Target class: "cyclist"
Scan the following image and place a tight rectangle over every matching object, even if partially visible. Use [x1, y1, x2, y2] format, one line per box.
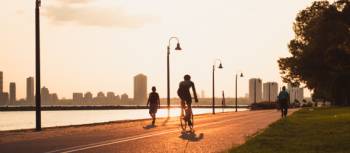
[177, 74, 198, 127]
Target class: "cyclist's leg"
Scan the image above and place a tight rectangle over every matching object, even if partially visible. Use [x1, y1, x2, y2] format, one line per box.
[180, 99, 186, 117]
[186, 101, 193, 126]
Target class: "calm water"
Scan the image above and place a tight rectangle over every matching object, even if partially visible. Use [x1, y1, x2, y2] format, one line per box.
[0, 108, 248, 131]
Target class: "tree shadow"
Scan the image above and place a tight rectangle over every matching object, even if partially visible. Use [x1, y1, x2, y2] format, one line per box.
[143, 124, 157, 130]
[179, 131, 204, 142]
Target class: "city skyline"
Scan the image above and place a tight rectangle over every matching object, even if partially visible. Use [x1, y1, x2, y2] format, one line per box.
[0, 70, 306, 101]
[0, 0, 313, 99]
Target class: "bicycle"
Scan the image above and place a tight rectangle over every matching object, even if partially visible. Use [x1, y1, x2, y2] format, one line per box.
[180, 102, 194, 131]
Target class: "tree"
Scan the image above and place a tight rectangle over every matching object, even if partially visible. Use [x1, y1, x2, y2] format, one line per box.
[278, 0, 350, 105]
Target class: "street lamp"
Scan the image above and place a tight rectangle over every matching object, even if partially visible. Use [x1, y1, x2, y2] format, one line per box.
[167, 37, 182, 110]
[212, 59, 223, 114]
[235, 72, 243, 112]
[35, 0, 42, 131]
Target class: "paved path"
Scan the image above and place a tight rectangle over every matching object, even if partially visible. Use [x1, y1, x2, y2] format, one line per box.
[0, 109, 297, 153]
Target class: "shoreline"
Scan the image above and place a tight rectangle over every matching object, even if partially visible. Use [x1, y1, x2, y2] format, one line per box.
[0, 105, 250, 111]
[0, 110, 246, 133]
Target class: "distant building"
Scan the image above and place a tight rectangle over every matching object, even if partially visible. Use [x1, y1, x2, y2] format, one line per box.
[133, 74, 147, 105]
[0, 92, 9, 105]
[288, 84, 304, 103]
[0, 71, 3, 93]
[121, 93, 129, 103]
[84, 92, 93, 102]
[97, 92, 105, 98]
[96, 92, 106, 102]
[263, 82, 278, 102]
[201, 90, 205, 98]
[26, 77, 34, 104]
[73, 93, 84, 103]
[9, 82, 16, 103]
[115, 95, 121, 103]
[41, 87, 50, 105]
[50, 93, 59, 103]
[249, 78, 262, 103]
[107, 92, 115, 103]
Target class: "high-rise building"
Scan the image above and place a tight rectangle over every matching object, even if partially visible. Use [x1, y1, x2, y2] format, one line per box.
[133, 74, 147, 104]
[97, 92, 105, 98]
[121, 93, 129, 103]
[26, 77, 34, 104]
[41, 87, 50, 105]
[50, 93, 59, 103]
[288, 84, 304, 103]
[73, 93, 84, 103]
[84, 92, 93, 102]
[263, 82, 278, 102]
[9, 82, 16, 103]
[0, 71, 3, 93]
[249, 78, 262, 103]
[0, 92, 9, 105]
[107, 92, 115, 103]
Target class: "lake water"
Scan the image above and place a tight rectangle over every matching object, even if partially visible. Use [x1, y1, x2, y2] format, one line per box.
[0, 108, 248, 131]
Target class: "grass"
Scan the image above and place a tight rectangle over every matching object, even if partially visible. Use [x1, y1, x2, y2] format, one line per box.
[228, 107, 350, 153]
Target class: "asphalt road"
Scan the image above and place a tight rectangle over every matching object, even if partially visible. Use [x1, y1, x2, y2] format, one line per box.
[0, 109, 297, 153]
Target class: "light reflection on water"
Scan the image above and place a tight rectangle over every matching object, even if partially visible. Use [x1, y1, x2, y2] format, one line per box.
[0, 108, 248, 131]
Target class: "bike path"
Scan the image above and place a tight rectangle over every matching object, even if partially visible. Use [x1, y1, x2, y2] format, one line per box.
[0, 109, 297, 153]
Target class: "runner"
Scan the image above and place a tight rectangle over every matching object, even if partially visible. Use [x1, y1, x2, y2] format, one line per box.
[147, 86, 160, 125]
[177, 74, 198, 129]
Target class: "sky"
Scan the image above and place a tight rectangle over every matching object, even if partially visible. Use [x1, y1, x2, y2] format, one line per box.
[0, 0, 314, 99]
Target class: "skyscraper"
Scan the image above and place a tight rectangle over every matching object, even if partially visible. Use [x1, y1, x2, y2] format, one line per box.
[41, 87, 50, 105]
[249, 78, 262, 103]
[9, 82, 16, 103]
[263, 82, 278, 102]
[84, 92, 93, 102]
[73, 93, 84, 103]
[121, 93, 129, 103]
[133, 74, 147, 105]
[0, 71, 3, 93]
[288, 84, 304, 103]
[26, 77, 35, 104]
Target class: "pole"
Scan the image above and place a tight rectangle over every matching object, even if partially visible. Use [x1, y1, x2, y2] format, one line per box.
[270, 83, 271, 102]
[167, 46, 170, 109]
[212, 65, 215, 114]
[35, 0, 41, 131]
[235, 74, 238, 112]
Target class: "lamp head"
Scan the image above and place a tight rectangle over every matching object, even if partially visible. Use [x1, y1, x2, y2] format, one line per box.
[240, 73, 244, 77]
[218, 63, 223, 69]
[175, 43, 182, 50]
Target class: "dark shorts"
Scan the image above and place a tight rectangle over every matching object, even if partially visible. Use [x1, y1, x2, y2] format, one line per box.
[149, 105, 158, 114]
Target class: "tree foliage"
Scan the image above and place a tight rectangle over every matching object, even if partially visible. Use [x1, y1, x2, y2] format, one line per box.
[278, 0, 350, 105]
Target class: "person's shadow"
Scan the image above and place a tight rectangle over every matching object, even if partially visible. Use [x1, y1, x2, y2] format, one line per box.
[179, 131, 204, 142]
[143, 124, 157, 130]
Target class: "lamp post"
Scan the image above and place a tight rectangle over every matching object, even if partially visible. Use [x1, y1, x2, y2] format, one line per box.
[167, 37, 182, 110]
[235, 72, 243, 112]
[35, 0, 41, 131]
[212, 59, 223, 114]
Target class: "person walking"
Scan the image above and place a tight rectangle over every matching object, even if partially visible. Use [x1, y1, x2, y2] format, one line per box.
[147, 86, 160, 125]
[278, 86, 290, 118]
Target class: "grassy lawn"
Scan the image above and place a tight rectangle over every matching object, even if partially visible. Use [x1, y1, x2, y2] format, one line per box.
[229, 107, 350, 153]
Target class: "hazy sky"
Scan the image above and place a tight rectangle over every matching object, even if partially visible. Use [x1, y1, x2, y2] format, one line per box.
[0, 0, 314, 99]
